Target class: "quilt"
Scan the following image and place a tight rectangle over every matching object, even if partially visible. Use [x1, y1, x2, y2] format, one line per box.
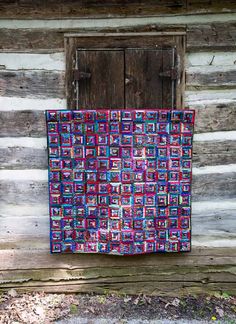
[46, 109, 195, 254]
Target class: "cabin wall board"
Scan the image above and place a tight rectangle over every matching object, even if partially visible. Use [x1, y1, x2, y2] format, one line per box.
[0, 10, 235, 295]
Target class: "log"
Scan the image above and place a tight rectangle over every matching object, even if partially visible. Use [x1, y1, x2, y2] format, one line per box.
[0, 22, 235, 52]
[187, 23, 236, 51]
[1, 138, 235, 169]
[0, 265, 235, 296]
[0, 171, 235, 205]
[0, 1, 186, 19]
[0, 70, 65, 99]
[0, 247, 235, 270]
[186, 67, 236, 89]
[1, 1, 236, 19]
[1, 102, 235, 137]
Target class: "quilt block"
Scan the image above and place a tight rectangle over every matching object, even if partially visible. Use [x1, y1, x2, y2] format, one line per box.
[46, 109, 195, 254]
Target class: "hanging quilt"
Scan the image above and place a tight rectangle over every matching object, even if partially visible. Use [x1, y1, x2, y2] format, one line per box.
[46, 109, 195, 255]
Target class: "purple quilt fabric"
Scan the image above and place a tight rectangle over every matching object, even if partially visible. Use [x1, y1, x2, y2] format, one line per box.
[46, 109, 195, 255]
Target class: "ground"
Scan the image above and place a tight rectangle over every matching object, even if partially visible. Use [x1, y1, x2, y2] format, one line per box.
[0, 290, 236, 323]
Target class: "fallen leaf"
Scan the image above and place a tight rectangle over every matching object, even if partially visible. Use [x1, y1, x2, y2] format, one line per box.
[7, 289, 17, 298]
[172, 298, 180, 307]
[124, 297, 132, 303]
[215, 306, 224, 318]
[133, 297, 139, 305]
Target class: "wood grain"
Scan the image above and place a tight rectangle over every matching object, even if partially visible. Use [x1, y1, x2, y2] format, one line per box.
[0, 266, 235, 296]
[0, 70, 65, 99]
[0, 111, 46, 137]
[0, 0, 187, 19]
[125, 49, 164, 108]
[186, 68, 236, 89]
[187, 23, 236, 51]
[65, 35, 185, 109]
[0, 247, 235, 296]
[0, 147, 48, 170]
[1, 1, 236, 19]
[76, 50, 125, 109]
[0, 247, 235, 270]
[0, 29, 64, 53]
[0, 23, 235, 52]
[193, 103, 236, 133]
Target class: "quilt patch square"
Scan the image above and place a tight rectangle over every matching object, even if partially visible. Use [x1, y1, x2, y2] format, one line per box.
[46, 109, 195, 255]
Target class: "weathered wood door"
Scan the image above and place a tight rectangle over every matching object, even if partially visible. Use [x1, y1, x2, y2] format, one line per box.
[73, 48, 178, 109]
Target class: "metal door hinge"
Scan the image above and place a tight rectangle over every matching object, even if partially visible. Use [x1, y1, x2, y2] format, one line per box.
[74, 70, 91, 81]
[159, 67, 178, 80]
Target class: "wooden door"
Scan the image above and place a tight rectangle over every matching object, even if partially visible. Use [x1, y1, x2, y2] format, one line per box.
[76, 50, 125, 109]
[73, 48, 178, 109]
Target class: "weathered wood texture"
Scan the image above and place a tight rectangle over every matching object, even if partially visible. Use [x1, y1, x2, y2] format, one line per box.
[1, 247, 235, 270]
[0, 111, 46, 137]
[0, 147, 48, 170]
[75, 50, 125, 109]
[125, 48, 174, 108]
[65, 35, 185, 109]
[187, 23, 236, 51]
[0, 248, 235, 296]
[0, 70, 65, 98]
[186, 68, 236, 89]
[0, 171, 235, 205]
[193, 141, 236, 167]
[1, 1, 236, 18]
[1, 139, 235, 169]
[0, 67, 234, 100]
[0, 0, 187, 18]
[0, 29, 64, 53]
[1, 23, 236, 52]
[1, 103, 235, 138]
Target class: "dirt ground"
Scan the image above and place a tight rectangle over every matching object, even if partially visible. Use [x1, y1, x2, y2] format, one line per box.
[0, 290, 236, 323]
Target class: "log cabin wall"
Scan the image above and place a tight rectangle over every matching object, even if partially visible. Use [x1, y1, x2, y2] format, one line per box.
[0, 1, 236, 295]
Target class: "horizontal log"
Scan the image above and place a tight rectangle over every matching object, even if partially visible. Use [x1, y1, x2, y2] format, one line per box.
[0, 146, 48, 169]
[186, 67, 236, 89]
[0, 70, 65, 99]
[1, 205, 235, 241]
[0, 170, 235, 205]
[0, 265, 235, 297]
[193, 140, 236, 167]
[1, 1, 236, 19]
[1, 266, 235, 286]
[1, 137, 235, 169]
[1, 103, 235, 137]
[1, 281, 235, 297]
[0, 1, 187, 19]
[187, 23, 236, 51]
[0, 22, 235, 52]
[0, 247, 235, 271]
[0, 110, 47, 137]
[0, 29, 64, 53]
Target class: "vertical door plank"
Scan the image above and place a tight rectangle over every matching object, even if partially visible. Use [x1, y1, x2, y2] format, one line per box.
[76, 50, 124, 109]
[162, 48, 176, 109]
[125, 49, 163, 109]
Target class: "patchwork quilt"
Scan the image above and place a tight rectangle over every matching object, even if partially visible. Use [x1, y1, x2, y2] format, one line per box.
[46, 109, 195, 255]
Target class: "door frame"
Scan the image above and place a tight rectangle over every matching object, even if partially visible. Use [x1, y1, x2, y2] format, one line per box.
[65, 32, 186, 109]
